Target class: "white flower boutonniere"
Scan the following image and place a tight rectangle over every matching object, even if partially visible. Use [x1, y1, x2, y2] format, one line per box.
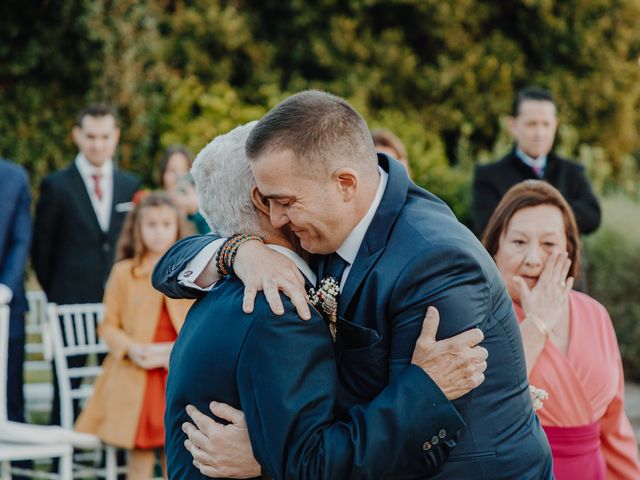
[529, 385, 549, 412]
[308, 277, 341, 340]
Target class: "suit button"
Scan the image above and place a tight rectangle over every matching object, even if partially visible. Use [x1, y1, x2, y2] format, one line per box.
[422, 441, 432, 451]
[431, 436, 439, 445]
[102, 242, 110, 253]
[439, 429, 447, 439]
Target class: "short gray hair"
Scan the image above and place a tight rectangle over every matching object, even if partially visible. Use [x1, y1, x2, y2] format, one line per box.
[191, 121, 260, 237]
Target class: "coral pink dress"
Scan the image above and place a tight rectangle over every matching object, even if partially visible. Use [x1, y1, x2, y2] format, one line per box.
[516, 291, 640, 480]
[134, 300, 177, 449]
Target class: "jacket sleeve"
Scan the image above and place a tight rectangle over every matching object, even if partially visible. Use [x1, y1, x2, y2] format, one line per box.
[151, 234, 222, 299]
[471, 165, 501, 237]
[0, 172, 32, 294]
[568, 165, 601, 234]
[97, 264, 134, 360]
[237, 304, 460, 480]
[599, 310, 640, 479]
[32, 176, 59, 292]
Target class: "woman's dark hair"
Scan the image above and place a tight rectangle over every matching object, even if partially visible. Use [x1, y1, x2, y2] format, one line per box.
[158, 145, 193, 188]
[482, 180, 580, 279]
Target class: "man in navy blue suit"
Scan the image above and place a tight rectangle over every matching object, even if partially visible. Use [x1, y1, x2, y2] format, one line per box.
[155, 91, 553, 478]
[0, 158, 32, 427]
[164, 122, 488, 479]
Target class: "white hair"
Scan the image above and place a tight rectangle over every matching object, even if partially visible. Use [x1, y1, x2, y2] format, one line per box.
[191, 121, 260, 236]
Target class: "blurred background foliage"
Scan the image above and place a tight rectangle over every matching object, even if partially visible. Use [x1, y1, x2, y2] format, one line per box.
[2, 0, 640, 369]
[2, 0, 639, 220]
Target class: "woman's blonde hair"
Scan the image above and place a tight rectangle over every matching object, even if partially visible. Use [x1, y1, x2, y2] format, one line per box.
[115, 191, 193, 270]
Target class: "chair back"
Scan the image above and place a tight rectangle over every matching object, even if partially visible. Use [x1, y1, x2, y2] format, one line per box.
[47, 303, 106, 429]
[0, 305, 9, 423]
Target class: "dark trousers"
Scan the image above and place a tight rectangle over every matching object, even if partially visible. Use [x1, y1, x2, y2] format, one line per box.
[7, 335, 26, 423]
[7, 330, 32, 478]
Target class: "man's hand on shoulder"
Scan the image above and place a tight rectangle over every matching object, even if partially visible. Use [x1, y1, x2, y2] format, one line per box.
[411, 307, 488, 400]
[234, 240, 311, 320]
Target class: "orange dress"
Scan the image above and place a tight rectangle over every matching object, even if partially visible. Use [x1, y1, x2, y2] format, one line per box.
[516, 290, 640, 480]
[134, 300, 177, 449]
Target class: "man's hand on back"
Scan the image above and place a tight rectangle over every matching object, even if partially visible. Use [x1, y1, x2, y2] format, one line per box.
[234, 240, 311, 319]
[411, 307, 488, 400]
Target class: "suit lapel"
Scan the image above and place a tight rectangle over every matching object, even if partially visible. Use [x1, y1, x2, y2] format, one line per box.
[339, 155, 409, 316]
[108, 170, 127, 237]
[67, 163, 103, 234]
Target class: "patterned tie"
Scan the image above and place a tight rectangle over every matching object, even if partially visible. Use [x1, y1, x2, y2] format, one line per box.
[310, 253, 349, 340]
[91, 173, 103, 201]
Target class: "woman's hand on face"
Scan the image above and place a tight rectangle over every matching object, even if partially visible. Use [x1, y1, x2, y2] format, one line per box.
[513, 250, 574, 332]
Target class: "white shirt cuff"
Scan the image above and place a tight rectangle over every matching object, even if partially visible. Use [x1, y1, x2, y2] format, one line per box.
[177, 238, 226, 291]
[0, 284, 13, 305]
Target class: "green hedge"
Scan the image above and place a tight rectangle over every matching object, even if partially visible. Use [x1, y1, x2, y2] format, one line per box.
[2, 0, 640, 207]
[584, 195, 640, 381]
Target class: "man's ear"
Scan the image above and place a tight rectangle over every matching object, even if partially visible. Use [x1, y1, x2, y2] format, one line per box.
[333, 168, 358, 201]
[507, 116, 517, 137]
[72, 126, 82, 147]
[251, 186, 270, 216]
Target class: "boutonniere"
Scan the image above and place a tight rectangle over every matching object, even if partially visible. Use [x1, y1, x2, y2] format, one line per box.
[308, 277, 340, 340]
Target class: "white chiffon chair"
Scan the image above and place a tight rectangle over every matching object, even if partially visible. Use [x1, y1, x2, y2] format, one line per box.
[0, 304, 98, 479]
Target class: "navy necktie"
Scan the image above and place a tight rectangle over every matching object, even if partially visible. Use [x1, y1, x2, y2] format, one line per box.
[316, 253, 349, 290]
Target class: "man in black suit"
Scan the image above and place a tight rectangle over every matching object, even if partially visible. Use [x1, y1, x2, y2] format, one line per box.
[472, 86, 601, 237]
[32, 104, 140, 424]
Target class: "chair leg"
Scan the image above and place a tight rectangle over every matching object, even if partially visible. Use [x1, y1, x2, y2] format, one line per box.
[59, 450, 73, 480]
[105, 446, 117, 480]
[0, 460, 9, 480]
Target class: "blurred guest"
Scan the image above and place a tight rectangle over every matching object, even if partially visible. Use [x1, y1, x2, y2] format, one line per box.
[482, 180, 640, 480]
[371, 128, 412, 177]
[76, 192, 193, 479]
[32, 104, 140, 425]
[0, 158, 31, 426]
[159, 145, 210, 233]
[472, 86, 600, 237]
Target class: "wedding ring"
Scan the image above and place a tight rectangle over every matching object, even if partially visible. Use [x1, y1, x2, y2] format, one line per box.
[559, 281, 566, 288]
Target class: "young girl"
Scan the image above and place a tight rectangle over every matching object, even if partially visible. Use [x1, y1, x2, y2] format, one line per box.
[75, 192, 194, 479]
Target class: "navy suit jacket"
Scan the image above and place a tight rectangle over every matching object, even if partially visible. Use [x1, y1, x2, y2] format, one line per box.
[32, 162, 140, 304]
[0, 159, 32, 338]
[166, 277, 463, 479]
[155, 155, 553, 479]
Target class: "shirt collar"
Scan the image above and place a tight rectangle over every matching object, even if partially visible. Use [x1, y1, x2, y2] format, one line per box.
[266, 244, 316, 286]
[336, 166, 388, 266]
[75, 153, 113, 178]
[515, 148, 547, 170]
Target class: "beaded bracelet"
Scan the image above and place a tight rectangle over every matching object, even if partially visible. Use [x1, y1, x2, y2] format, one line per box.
[216, 234, 264, 277]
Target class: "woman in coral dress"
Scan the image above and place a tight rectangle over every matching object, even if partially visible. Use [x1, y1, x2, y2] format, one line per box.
[482, 180, 640, 480]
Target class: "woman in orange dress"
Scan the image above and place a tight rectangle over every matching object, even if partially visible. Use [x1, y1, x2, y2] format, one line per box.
[76, 193, 193, 479]
[482, 180, 640, 480]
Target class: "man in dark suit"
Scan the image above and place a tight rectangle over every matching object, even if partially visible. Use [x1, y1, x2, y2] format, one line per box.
[165, 122, 488, 479]
[32, 104, 140, 424]
[0, 158, 32, 427]
[472, 86, 601, 237]
[155, 91, 552, 478]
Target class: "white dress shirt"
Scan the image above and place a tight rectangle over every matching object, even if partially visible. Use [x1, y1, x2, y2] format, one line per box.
[75, 154, 113, 232]
[178, 167, 388, 291]
[516, 148, 547, 178]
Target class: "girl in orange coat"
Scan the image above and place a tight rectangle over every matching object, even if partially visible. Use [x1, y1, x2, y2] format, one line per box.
[76, 192, 194, 479]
